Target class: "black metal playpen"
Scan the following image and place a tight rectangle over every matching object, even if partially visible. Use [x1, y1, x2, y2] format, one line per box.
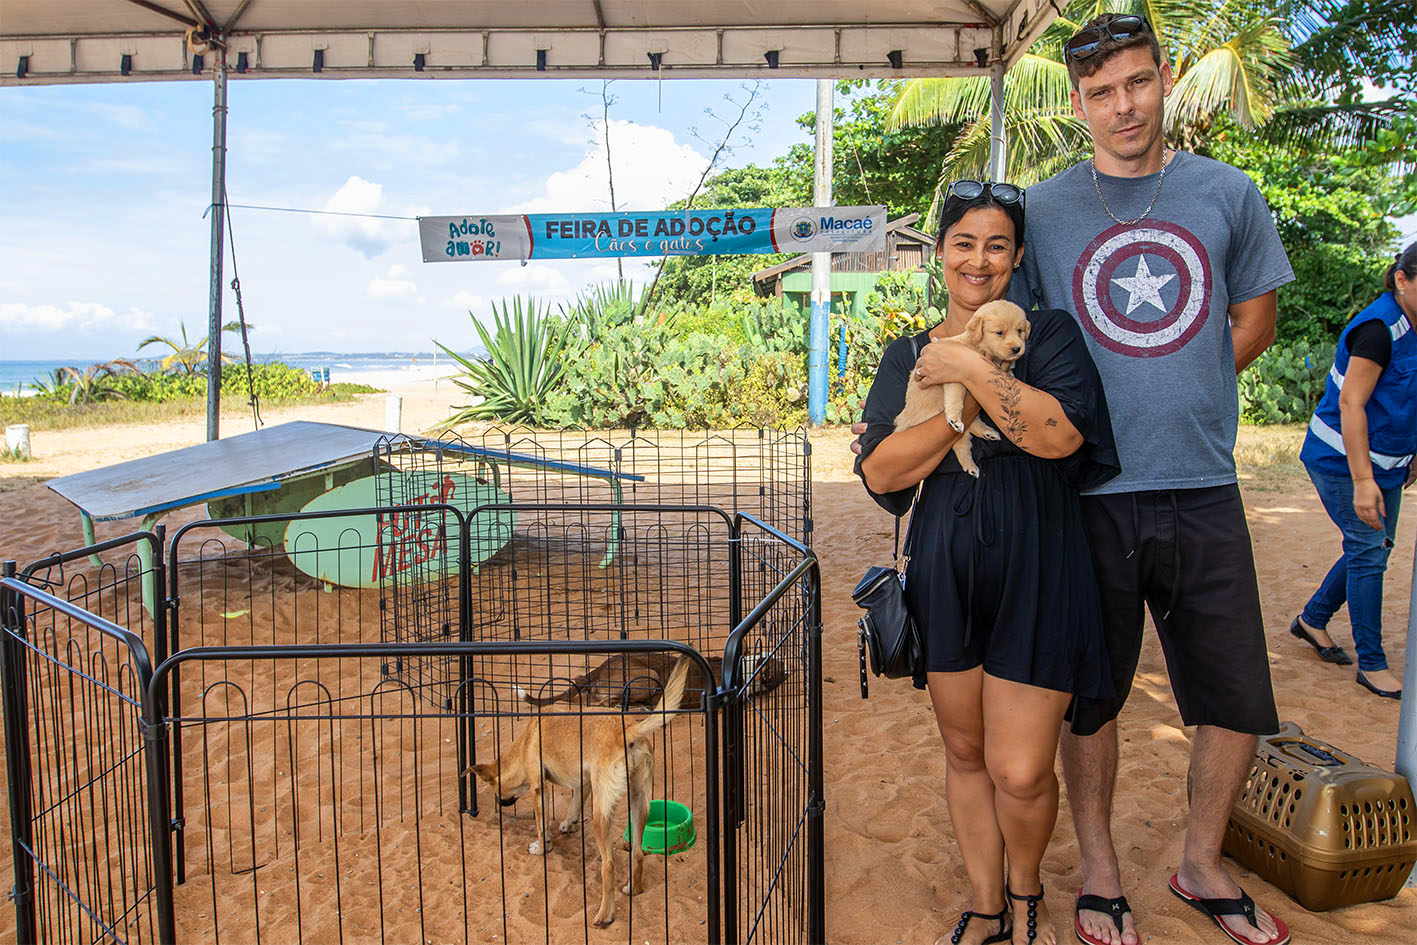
[0, 427, 822, 945]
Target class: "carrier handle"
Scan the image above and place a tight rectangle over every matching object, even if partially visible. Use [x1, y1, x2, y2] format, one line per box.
[1276, 740, 1343, 767]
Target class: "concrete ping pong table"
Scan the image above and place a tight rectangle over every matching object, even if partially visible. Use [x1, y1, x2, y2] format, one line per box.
[45, 420, 643, 613]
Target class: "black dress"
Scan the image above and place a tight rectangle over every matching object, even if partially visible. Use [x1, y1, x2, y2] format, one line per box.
[854, 308, 1120, 698]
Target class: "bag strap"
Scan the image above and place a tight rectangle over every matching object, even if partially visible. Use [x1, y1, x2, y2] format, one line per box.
[893, 333, 926, 574]
[893, 487, 920, 573]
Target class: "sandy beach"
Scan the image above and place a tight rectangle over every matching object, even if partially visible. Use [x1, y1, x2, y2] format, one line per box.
[0, 376, 1414, 944]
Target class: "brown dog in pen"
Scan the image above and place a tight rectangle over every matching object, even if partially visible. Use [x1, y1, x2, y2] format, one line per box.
[515, 650, 786, 708]
[893, 299, 1030, 477]
[470, 657, 691, 928]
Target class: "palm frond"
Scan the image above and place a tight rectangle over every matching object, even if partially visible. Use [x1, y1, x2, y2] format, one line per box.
[1261, 100, 1408, 153]
[1284, 0, 1413, 85]
[1167, 16, 1293, 130]
[887, 76, 990, 130]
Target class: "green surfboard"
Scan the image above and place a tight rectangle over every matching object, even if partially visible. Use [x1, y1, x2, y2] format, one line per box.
[283, 471, 514, 588]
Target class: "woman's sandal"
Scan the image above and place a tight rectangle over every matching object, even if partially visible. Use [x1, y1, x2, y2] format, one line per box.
[1007, 883, 1045, 944]
[945, 907, 1012, 945]
[1074, 892, 1131, 945]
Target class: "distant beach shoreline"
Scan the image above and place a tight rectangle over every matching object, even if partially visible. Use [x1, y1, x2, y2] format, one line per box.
[0, 352, 473, 396]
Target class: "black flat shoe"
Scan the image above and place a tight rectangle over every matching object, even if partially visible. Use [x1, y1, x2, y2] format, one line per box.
[1356, 670, 1402, 700]
[1289, 616, 1353, 665]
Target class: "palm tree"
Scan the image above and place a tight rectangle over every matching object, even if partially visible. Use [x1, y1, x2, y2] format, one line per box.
[137, 320, 245, 375]
[888, 0, 1294, 220]
[1261, 0, 1415, 152]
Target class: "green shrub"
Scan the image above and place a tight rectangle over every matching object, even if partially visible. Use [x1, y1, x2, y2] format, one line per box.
[741, 297, 810, 355]
[671, 300, 749, 344]
[26, 361, 334, 405]
[1238, 339, 1335, 425]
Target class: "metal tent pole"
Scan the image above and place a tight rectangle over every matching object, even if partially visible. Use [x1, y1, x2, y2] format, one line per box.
[808, 79, 833, 426]
[988, 61, 1006, 181]
[205, 50, 229, 442]
[1399, 539, 1417, 887]
[1397, 543, 1417, 788]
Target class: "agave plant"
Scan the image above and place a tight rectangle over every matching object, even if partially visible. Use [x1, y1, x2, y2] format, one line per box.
[438, 296, 576, 426]
[561, 280, 640, 344]
[888, 0, 1295, 218]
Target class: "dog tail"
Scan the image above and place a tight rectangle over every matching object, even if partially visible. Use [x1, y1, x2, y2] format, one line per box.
[628, 656, 693, 744]
[516, 681, 577, 707]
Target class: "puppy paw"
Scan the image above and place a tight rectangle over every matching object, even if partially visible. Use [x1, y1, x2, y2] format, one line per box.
[948, 417, 964, 433]
[966, 466, 980, 479]
[592, 913, 614, 928]
[528, 839, 546, 855]
[558, 819, 578, 834]
[974, 426, 1001, 441]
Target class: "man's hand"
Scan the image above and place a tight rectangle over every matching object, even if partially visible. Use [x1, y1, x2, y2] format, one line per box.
[1406, 464, 1416, 489]
[1353, 477, 1386, 530]
[849, 421, 867, 456]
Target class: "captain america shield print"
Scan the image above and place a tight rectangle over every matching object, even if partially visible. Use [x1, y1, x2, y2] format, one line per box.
[1072, 219, 1214, 358]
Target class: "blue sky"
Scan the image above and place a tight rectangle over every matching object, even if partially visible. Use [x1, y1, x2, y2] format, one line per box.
[3, 77, 1413, 363]
[0, 76, 817, 360]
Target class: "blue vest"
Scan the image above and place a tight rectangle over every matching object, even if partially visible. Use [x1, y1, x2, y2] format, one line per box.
[1301, 292, 1417, 488]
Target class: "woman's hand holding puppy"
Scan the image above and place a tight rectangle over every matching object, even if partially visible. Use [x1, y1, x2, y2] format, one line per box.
[912, 337, 992, 389]
[919, 336, 1083, 459]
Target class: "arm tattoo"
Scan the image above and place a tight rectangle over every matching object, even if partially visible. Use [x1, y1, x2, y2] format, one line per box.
[987, 368, 1028, 444]
[1045, 417, 1058, 427]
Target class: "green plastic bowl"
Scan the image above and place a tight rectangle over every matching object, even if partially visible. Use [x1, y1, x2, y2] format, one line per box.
[626, 799, 696, 855]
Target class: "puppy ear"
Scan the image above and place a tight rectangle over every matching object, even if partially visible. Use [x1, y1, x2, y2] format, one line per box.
[471, 763, 495, 784]
[965, 315, 986, 347]
[1019, 319, 1031, 342]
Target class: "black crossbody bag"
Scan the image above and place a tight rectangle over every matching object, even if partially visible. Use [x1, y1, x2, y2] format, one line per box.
[850, 488, 923, 698]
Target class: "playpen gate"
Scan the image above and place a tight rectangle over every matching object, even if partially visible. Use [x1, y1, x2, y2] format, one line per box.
[2, 500, 821, 944]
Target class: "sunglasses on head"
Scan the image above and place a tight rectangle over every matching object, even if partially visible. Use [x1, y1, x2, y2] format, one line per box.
[945, 179, 1025, 207]
[1064, 14, 1151, 62]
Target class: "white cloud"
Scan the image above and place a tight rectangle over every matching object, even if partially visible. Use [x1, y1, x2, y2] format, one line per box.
[397, 103, 463, 121]
[368, 264, 418, 300]
[316, 176, 400, 258]
[231, 127, 288, 164]
[495, 263, 570, 293]
[445, 290, 486, 310]
[86, 102, 152, 131]
[0, 301, 155, 333]
[511, 120, 708, 214]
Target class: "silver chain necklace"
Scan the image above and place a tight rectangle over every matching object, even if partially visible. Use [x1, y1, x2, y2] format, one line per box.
[1091, 149, 1172, 226]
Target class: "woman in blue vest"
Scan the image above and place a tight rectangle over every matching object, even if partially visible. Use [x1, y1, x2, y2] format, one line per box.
[1292, 242, 1417, 698]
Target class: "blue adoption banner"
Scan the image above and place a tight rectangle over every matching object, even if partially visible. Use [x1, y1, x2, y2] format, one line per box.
[418, 206, 886, 263]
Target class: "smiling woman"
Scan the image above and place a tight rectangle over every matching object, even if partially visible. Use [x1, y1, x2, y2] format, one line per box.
[853, 180, 1121, 945]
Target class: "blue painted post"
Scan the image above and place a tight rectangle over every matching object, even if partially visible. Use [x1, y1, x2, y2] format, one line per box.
[808, 79, 833, 425]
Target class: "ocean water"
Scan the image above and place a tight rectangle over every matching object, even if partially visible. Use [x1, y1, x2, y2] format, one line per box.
[0, 351, 482, 395]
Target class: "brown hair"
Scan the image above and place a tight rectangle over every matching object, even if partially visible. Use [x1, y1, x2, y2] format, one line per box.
[1066, 14, 1163, 89]
[1386, 241, 1417, 293]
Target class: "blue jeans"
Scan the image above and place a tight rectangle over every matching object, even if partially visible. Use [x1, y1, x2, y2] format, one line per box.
[1301, 462, 1404, 671]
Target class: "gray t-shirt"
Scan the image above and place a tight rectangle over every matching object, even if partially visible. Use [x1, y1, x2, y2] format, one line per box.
[1010, 151, 1294, 494]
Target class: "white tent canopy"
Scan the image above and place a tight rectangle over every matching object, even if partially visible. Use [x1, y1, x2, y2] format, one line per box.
[2, 0, 1058, 84]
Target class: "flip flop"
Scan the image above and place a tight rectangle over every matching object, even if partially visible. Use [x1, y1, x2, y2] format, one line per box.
[1168, 874, 1290, 945]
[1074, 892, 1131, 945]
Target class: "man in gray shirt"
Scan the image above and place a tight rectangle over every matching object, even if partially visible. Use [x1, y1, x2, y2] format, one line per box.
[855, 14, 1292, 945]
[1015, 16, 1291, 945]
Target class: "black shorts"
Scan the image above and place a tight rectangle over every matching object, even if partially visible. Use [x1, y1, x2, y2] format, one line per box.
[1067, 484, 1280, 736]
